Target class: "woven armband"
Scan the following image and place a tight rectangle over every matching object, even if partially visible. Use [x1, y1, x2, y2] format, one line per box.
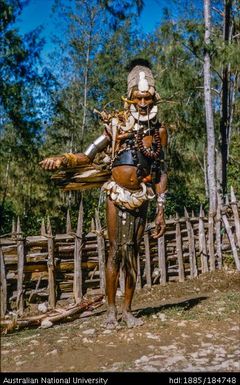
[157, 192, 166, 209]
[63, 153, 79, 167]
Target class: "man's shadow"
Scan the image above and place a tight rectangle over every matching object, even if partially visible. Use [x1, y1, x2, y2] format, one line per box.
[134, 295, 209, 317]
[92, 295, 208, 319]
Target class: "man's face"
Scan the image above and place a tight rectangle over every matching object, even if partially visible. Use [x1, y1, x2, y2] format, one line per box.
[131, 90, 154, 116]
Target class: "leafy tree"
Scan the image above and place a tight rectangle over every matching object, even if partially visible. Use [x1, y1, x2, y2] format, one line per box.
[0, 0, 54, 234]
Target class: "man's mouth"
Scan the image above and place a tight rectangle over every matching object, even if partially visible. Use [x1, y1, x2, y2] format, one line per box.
[138, 106, 149, 115]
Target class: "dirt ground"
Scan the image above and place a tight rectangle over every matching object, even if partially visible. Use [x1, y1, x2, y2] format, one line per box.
[1, 269, 240, 373]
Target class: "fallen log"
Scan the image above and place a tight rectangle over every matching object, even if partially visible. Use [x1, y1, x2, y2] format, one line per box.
[1, 295, 104, 333]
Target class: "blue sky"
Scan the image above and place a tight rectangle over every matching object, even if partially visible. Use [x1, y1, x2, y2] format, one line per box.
[15, 0, 176, 57]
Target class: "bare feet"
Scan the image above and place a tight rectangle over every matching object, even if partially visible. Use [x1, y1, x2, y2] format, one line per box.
[103, 308, 118, 330]
[122, 311, 144, 328]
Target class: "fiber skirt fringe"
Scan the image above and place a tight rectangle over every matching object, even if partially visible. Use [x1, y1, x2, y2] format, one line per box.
[102, 180, 155, 210]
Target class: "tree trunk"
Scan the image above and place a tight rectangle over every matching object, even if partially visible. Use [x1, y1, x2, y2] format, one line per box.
[80, 10, 93, 151]
[220, 0, 233, 197]
[204, 0, 217, 213]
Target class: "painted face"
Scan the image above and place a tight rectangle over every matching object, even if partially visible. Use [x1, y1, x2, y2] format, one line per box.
[131, 90, 154, 116]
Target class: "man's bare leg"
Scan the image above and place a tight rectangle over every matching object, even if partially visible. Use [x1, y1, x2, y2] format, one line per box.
[122, 273, 144, 328]
[104, 198, 120, 329]
[122, 205, 147, 328]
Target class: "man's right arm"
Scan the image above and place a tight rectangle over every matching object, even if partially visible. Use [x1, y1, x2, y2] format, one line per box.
[40, 133, 111, 170]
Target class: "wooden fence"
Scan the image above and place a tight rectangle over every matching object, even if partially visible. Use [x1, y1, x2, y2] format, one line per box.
[1, 187, 239, 319]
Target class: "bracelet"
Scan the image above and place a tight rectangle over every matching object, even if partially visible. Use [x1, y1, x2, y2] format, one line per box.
[157, 193, 166, 208]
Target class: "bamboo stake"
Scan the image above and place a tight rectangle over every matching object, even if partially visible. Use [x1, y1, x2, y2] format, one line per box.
[225, 194, 229, 205]
[0, 247, 7, 318]
[95, 209, 106, 294]
[16, 217, 24, 315]
[215, 204, 222, 269]
[73, 200, 83, 303]
[158, 235, 166, 285]
[41, 218, 46, 236]
[199, 206, 209, 273]
[222, 210, 240, 270]
[144, 232, 152, 287]
[230, 186, 240, 249]
[136, 253, 142, 290]
[185, 208, 198, 278]
[11, 219, 16, 238]
[119, 265, 125, 294]
[208, 211, 215, 271]
[175, 213, 184, 282]
[91, 218, 95, 232]
[47, 217, 56, 308]
[66, 209, 72, 234]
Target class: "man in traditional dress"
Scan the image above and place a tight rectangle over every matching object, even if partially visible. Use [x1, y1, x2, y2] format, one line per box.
[40, 59, 168, 328]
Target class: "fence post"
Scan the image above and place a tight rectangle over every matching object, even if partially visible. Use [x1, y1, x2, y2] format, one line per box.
[144, 232, 152, 287]
[208, 211, 215, 271]
[66, 209, 72, 234]
[215, 203, 222, 269]
[16, 217, 25, 315]
[41, 218, 46, 236]
[136, 253, 142, 290]
[119, 266, 125, 295]
[185, 208, 198, 278]
[11, 218, 16, 238]
[47, 217, 56, 308]
[95, 209, 106, 294]
[199, 206, 208, 273]
[176, 213, 184, 282]
[158, 235, 166, 285]
[222, 208, 240, 271]
[74, 200, 83, 303]
[0, 247, 7, 318]
[230, 187, 240, 250]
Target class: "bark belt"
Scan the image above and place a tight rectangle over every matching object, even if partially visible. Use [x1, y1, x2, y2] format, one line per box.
[112, 149, 152, 172]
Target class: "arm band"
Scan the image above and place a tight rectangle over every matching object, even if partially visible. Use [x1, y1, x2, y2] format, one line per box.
[84, 135, 110, 161]
[157, 192, 166, 208]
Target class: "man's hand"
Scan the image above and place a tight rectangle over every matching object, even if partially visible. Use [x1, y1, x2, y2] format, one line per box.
[39, 156, 64, 170]
[152, 208, 166, 239]
[39, 153, 91, 170]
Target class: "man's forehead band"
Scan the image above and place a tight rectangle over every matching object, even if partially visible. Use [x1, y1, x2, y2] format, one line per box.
[127, 65, 155, 98]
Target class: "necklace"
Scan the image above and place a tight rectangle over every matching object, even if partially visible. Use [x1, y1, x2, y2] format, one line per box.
[136, 126, 161, 160]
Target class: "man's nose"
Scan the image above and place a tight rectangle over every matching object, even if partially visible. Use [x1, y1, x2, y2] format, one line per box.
[139, 98, 147, 107]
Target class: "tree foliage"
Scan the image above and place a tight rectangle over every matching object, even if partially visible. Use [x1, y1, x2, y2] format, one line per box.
[1, 0, 239, 234]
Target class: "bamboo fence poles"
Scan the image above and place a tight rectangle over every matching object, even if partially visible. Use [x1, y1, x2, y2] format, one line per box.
[158, 235, 166, 285]
[95, 209, 106, 294]
[0, 189, 239, 319]
[222, 209, 240, 270]
[136, 253, 142, 290]
[208, 211, 215, 271]
[185, 208, 198, 278]
[0, 248, 7, 317]
[215, 204, 223, 269]
[231, 187, 240, 250]
[73, 200, 83, 303]
[144, 232, 152, 288]
[176, 213, 184, 282]
[47, 217, 56, 308]
[199, 207, 209, 273]
[16, 218, 24, 315]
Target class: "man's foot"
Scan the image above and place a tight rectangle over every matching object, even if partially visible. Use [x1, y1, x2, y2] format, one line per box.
[122, 311, 144, 328]
[103, 308, 118, 330]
